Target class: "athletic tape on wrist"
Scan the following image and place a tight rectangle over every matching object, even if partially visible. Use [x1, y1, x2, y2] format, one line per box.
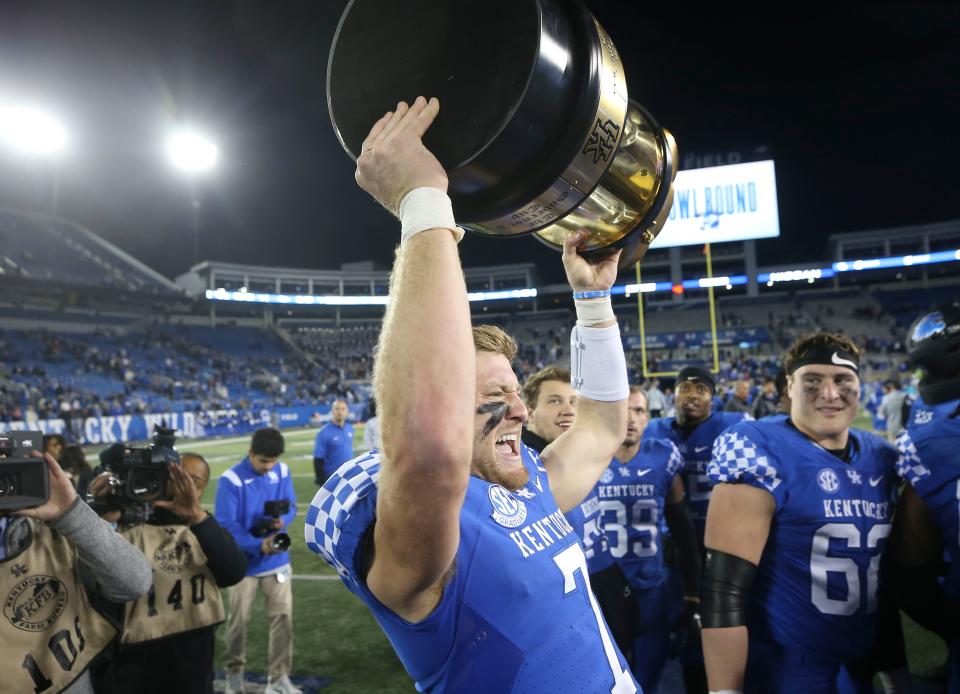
[398, 187, 465, 244]
[574, 296, 615, 327]
[570, 323, 629, 401]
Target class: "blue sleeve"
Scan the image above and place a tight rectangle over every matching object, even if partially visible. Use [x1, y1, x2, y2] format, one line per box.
[313, 428, 325, 459]
[214, 476, 263, 556]
[895, 429, 932, 486]
[665, 441, 684, 478]
[708, 427, 786, 508]
[282, 467, 298, 525]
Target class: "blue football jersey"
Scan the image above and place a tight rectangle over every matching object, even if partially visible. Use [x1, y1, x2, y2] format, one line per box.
[305, 446, 639, 694]
[709, 419, 899, 663]
[897, 397, 960, 600]
[591, 439, 684, 590]
[643, 411, 750, 541]
[565, 492, 616, 575]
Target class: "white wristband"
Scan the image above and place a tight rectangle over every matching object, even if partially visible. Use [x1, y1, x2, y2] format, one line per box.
[709, 691, 743, 694]
[398, 187, 465, 244]
[574, 297, 615, 327]
[570, 323, 629, 401]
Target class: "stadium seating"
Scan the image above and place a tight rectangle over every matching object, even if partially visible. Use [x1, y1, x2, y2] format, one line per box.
[0, 208, 181, 294]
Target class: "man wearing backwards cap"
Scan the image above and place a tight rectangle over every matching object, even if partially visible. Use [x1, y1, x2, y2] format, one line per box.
[701, 332, 900, 693]
[642, 365, 750, 693]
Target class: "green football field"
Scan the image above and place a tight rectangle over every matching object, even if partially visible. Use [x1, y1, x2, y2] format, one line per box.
[95, 416, 947, 692]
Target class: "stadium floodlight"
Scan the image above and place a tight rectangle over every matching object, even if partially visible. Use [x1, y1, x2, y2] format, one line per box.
[165, 129, 218, 174]
[0, 104, 68, 157]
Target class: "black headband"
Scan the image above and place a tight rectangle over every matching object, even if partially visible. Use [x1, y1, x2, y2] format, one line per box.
[676, 366, 716, 393]
[787, 344, 859, 375]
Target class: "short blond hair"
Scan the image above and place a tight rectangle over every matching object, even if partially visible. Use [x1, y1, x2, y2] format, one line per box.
[522, 366, 571, 408]
[473, 325, 517, 361]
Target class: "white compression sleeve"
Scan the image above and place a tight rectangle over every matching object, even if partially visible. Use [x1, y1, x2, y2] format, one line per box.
[569, 323, 629, 401]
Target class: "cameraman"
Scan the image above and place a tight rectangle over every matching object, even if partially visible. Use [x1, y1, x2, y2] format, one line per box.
[1, 448, 152, 694]
[215, 428, 299, 694]
[91, 453, 248, 694]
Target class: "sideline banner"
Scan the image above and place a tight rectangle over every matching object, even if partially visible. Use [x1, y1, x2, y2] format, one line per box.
[3, 403, 367, 445]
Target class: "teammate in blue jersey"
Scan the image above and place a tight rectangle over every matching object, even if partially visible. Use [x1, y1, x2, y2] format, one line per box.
[303, 98, 637, 693]
[592, 386, 701, 692]
[888, 300, 960, 692]
[642, 366, 748, 693]
[701, 332, 900, 693]
[643, 366, 751, 544]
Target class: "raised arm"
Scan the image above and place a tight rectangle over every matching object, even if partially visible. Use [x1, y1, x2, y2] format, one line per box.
[356, 97, 474, 622]
[541, 233, 628, 512]
[701, 483, 774, 692]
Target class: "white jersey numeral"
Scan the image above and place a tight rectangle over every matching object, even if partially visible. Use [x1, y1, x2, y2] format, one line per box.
[552, 544, 636, 694]
[809, 522, 891, 616]
[598, 499, 659, 559]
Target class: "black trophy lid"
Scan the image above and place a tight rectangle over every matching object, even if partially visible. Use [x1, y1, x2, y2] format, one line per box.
[327, 0, 541, 170]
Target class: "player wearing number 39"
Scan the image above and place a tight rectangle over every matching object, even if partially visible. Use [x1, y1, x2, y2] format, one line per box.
[304, 97, 638, 692]
[701, 333, 900, 693]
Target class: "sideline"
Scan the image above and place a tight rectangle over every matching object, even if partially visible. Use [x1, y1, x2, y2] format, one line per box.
[184, 427, 319, 449]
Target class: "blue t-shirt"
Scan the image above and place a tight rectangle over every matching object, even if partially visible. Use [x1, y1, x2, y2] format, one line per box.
[593, 438, 684, 591]
[708, 419, 899, 663]
[643, 411, 750, 541]
[214, 457, 298, 576]
[313, 421, 355, 476]
[304, 445, 639, 694]
[897, 397, 960, 600]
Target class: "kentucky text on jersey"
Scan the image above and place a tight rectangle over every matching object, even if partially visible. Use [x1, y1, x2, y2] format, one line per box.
[598, 483, 656, 499]
[822, 498, 891, 520]
[508, 510, 575, 558]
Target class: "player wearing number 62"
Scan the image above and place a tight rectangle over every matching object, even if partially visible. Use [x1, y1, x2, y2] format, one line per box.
[93, 454, 248, 694]
[305, 98, 637, 693]
[701, 333, 900, 693]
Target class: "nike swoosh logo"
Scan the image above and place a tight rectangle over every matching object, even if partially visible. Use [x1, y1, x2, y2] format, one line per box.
[869, 476, 884, 487]
[636, 469, 652, 477]
[831, 352, 858, 369]
[695, 445, 711, 453]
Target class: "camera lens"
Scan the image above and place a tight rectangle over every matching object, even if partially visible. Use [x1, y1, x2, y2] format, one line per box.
[129, 469, 164, 501]
[271, 533, 291, 551]
[0, 475, 15, 498]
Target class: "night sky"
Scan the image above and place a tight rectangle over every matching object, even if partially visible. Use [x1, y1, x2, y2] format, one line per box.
[1, 1, 958, 282]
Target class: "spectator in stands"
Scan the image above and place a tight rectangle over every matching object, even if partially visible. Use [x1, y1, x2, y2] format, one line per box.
[879, 380, 907, 443]
[724, 379, 752, 414]
[93, 453, 247, 694]
[520, 366, 576, 451]
[751, 378, 779, 419]
[42, 432, 65, 461]
[216, 428, 300, 694]
[646, 379, 666, 419]
[312, 399, 354, 485]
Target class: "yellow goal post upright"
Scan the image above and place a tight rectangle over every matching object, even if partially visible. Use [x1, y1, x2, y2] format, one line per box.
[634, 243, 721, 379]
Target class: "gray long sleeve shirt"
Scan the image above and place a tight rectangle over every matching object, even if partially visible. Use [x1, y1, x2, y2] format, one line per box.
[51, 498, 153, 694]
